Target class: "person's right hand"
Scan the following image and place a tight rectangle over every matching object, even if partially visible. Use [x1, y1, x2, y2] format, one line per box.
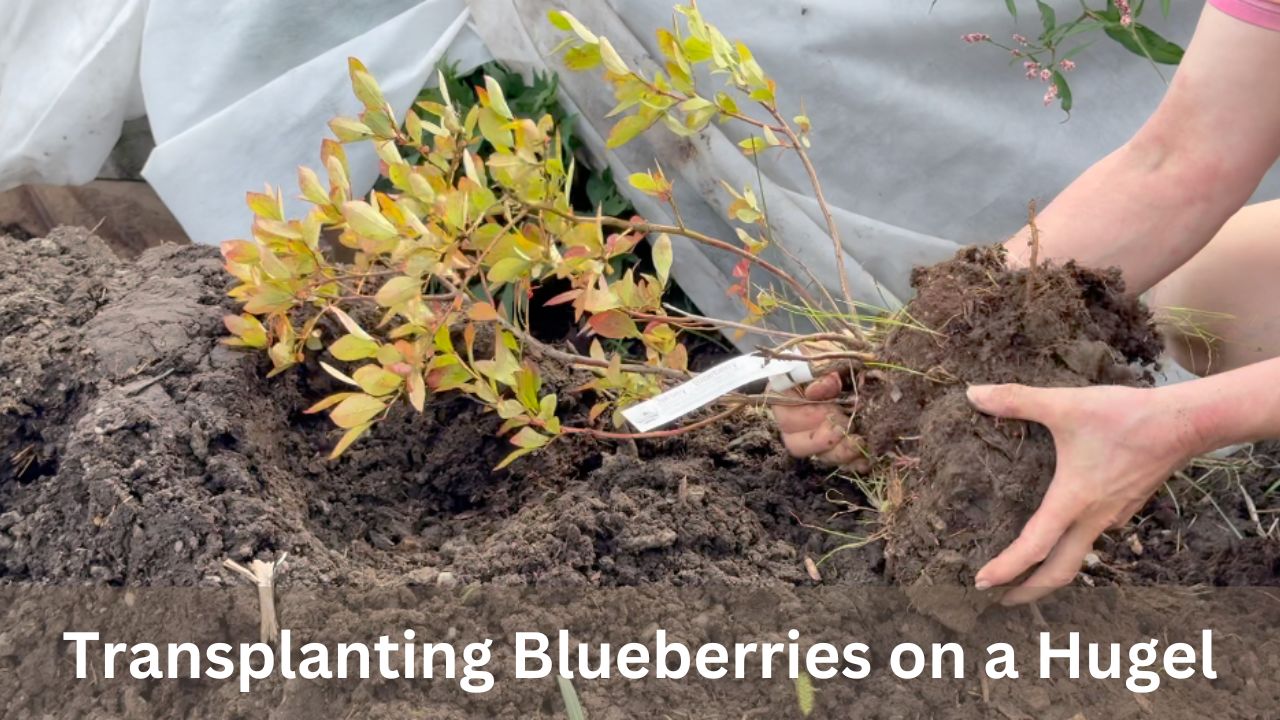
[773, 372, 869, 470]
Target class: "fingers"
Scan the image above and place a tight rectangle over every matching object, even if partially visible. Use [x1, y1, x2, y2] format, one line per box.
[814, 434, 872, 473]
[781, 412, 853, 458]
[773, 397, 833, 434]
[975, 478, 1081, 589]
[772, 373, 843, 434]
[804, 372, 844, 401]
[967, 383, 1058, 424]
[999, 521, 1101, 605]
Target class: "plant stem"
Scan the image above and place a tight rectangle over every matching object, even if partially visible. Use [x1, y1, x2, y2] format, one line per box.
[764, 105, 860, 330]
[531, 203, 827, 320]
[560, 405, 742, 439]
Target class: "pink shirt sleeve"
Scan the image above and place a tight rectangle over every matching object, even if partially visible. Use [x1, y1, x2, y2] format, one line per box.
[1209, 0, 1280, 31]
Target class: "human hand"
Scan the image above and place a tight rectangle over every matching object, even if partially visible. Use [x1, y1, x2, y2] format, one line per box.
[967, 383, 1205, 604]
[773, 372, 870, 471]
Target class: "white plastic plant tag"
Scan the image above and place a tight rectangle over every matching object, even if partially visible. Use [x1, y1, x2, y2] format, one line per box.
[621, 355, 809, 432]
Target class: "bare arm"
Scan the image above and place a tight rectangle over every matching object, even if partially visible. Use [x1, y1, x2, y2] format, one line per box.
[1004, 4, 1280, 294]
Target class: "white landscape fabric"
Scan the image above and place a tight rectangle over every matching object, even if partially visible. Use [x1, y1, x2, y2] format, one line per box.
[467, 0, 1280, 346]
[3, 0, 1278, 348]
[0, 0, 489, 244]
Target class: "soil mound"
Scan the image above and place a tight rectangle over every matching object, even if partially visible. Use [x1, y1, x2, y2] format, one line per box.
[0, 228, 876, 588]
[2, 230, 1277, 718]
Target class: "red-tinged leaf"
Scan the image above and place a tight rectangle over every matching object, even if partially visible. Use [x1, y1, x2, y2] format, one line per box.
[731, 258, 751, 279]
[588, 402, 608, 423]
[426, 364, 472, 392]
[664, 343, 689, 371]
[297, 167, 330, 207]
[467, 302, 500, 321]
[304, 392, 357, 414]
[543, 289, 582, 307]
[329, 422, 371, 459]
[221, 239, 259, 264]
[588, 310, 639, 339]
[246, 190, 282, 221]
[329, 393, 386, 429]
[223, 314, 268, 348]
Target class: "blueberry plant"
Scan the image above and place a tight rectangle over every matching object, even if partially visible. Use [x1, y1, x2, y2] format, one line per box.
[222, 3, 868, 466]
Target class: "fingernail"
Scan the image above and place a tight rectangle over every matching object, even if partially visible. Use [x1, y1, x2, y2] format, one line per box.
[974, 578, 991, 591]
[966, 385, 986, 402]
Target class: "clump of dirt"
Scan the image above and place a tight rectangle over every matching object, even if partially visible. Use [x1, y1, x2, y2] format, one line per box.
[853, 246, 1162, 627]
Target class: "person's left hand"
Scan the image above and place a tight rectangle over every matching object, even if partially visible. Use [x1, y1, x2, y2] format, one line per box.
[967, 383, 1207, 604]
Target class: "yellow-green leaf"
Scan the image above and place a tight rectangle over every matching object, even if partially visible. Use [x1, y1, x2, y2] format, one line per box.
[738, 137, 768, 156]
[320, 360, 360, 387]
[246, 190, 282, 221]
[607, 114, 654, 149]
[329, 305, 372, 339]
[304, 392, 356, 414]
[223, 314, 268, 348]
[353, 365, 403, 396]
[348, 57, 385, 111]
[243, 285, 294, 314]
[796, 672, 815, 717]
[330, 393, 386, 429]
[297, 167, 330, 206]
[329, 422, 372, 459]
[494, 445, 538, 470]
[330, 334, 379, 361]
[563, 44, 602, 71]
[548, 10, 597, 43]
[487, 256, 531, 285]
[628, 172, 667, 195]
[598, 37, 629, 75]
[342, 200, 398, 241]
[483, 76, 513, 120]
[407, 371, 427, 412]
[510, 426, 552, 449]
[652, 233, 673, 287]
[329, 117, 373, 142]
[375, 276, 420, 307]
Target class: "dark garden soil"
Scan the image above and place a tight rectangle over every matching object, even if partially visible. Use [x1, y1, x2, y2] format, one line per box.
[1, 228, 1277, 719]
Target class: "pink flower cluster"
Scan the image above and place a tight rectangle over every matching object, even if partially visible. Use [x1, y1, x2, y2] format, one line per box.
[1115, 0, 1134, 27]
[1023, 58, 1077, 105]
[962, 32, 992, 44]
